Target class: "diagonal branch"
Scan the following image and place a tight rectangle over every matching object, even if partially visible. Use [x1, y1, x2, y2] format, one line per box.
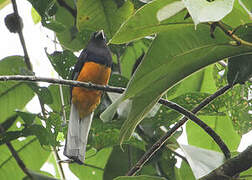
[0, 125, 33, 179]
[127, 84, 231, 176]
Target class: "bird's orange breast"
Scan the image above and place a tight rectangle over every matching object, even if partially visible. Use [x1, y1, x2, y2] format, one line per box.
[71, 62, 111, 118]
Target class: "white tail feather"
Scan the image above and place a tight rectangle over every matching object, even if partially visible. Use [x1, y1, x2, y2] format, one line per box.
[64, 104, 93, 163]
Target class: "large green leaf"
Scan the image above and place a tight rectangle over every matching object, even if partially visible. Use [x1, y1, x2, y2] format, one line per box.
[222, 0, 252, 27]
[0, 56, 34, 122]
[227, 54, 252, 85]
[178, 161, 196, 180]
[76, 0, 134, 39]
[110, 0, 187, 44]
[186, 115, 241, 152]
[0, 137, 50, 180]
[101, 23, 252, 144]
[54, 1, 87, 51]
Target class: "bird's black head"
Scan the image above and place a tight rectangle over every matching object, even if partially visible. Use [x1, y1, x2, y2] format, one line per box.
[86, 30, 112, 67]
[93, 30, 106, 41]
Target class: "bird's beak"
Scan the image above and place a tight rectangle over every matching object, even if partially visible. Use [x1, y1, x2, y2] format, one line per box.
[95, 30, 105, 40]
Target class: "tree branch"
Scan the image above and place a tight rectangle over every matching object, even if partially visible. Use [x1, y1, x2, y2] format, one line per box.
[0, 75, 231, 165]
[127, 85, 231, 176]
[0, 125, 33, 179]
[11, 0, 32, 71]
[200, 145, 252, 180]
[10, 1, 65, 178]
[0, 75, 125, 93]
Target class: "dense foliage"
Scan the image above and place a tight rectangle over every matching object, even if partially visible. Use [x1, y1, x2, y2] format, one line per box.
[0, 0, 251, 179]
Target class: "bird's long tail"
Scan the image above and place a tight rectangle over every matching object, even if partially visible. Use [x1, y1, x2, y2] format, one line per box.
[64, 104, 93, 163]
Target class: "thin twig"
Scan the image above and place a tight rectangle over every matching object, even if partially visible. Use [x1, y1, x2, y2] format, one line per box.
[216, 21, 252, 47]
[168, 148, 188, 164]
[11, 0, 32, 71]
[58, 159, 104, 171]
[0, 125, 33, 179]
[0, 75, 125, 93]
[58, 78, 67, 125]
[127, 85, 231, 176]
[53, 147, 66, 180]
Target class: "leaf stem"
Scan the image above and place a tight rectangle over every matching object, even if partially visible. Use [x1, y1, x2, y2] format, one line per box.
[216, 21, 252, 47]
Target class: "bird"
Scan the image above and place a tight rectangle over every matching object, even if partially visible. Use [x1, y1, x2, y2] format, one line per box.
[64, 30, 112, 164]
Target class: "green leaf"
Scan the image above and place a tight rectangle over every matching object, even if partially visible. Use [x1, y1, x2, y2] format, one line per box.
[183, 0, 235, 26]
[0, 124, 55, 146]
[109, 74, 129, 88]
[222, 0, 252, 27]
[76, 0, 134, 39]
[46, 50, 77, 79]
[1, 114, 18, 132]
[28, 85, 53, 105]
[227, 54, 252, 85]
[111, 0, 187, 44]
[42, 20, 66, 33]
[186, 115, 241, 152]
[0, 0, 10, 9]
[0, 56, 34, 122]
[23, 170, 59, 180]
[48, 85, 70, 113]
[104, 146, 145, 180]
[0, 137, 50, 180]
[180, 144, 225, 179]
[16, 110, 37, 126]
[225, 84, 252, 135]
[27, 0, 56, 19]
[89, 117, 145, 151]
[114, 175, 166, 180]
[55, 3, 87, 51]
[69, 148, 112, 179]
[120, 40, 151, 79]
[108, 23, 252, 145]
[178, 161, 196, 180]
